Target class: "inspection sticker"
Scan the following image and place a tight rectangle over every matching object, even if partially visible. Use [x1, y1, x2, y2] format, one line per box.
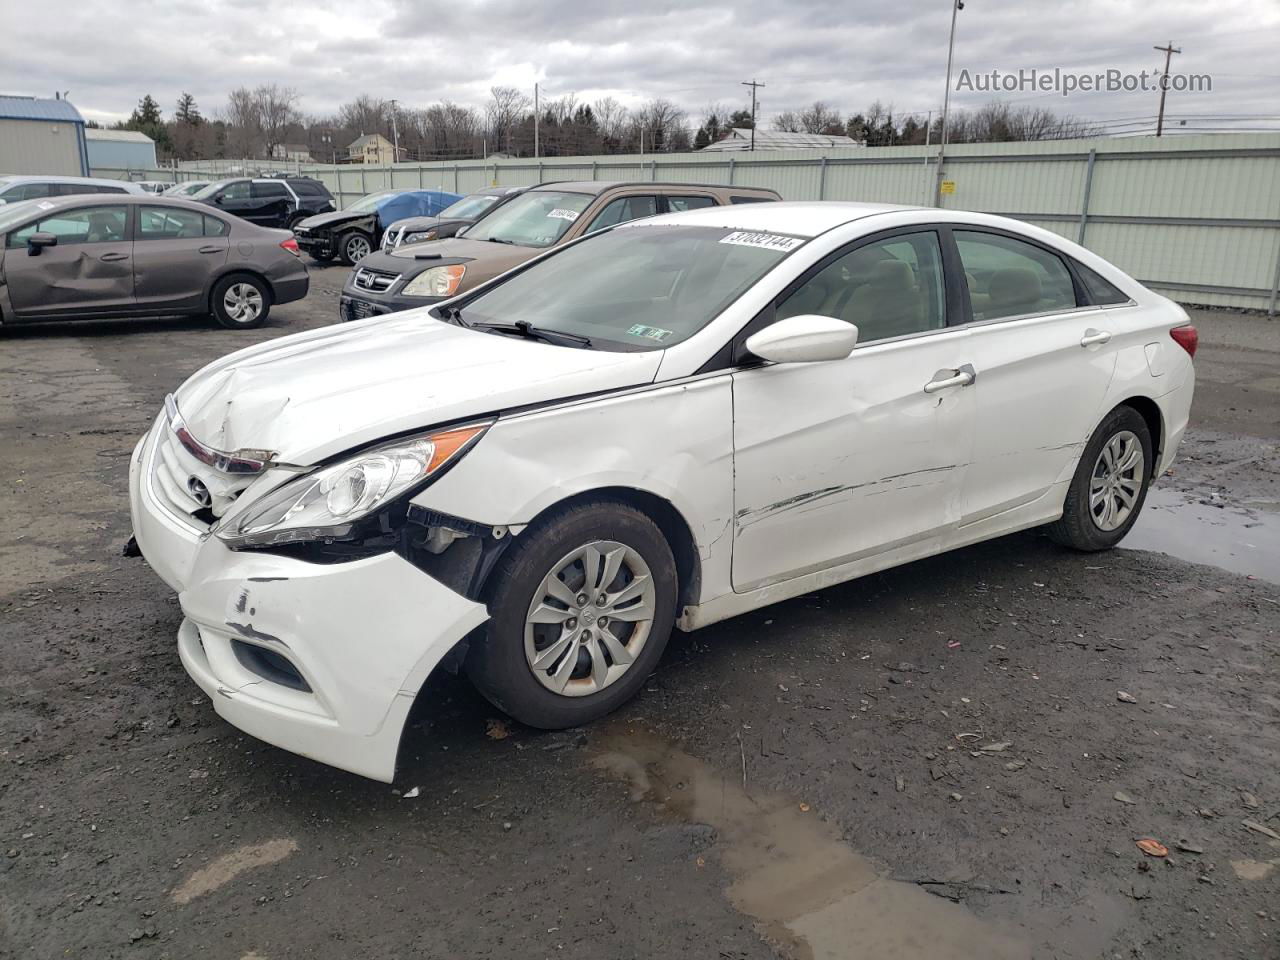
[547, 208, 580, 221]
[719, 231, 804, 252]
[627, 324, 673, 342]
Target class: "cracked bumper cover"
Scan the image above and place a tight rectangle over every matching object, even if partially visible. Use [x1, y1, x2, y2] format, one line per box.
[129, 431, 490, 782]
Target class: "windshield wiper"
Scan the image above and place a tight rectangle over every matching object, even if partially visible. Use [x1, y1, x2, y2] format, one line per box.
[472, 319, 591, 348]
[485, 237, 518, 245]
[436, 304, 469, 327]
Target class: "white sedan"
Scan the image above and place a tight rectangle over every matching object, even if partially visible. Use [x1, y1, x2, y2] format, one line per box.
[129, 201, 1196, 781]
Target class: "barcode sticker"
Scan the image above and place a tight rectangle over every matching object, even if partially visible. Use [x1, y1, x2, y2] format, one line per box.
[719, 231, 804, 252]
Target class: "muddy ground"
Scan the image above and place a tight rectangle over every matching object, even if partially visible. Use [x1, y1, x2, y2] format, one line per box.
[2, 266, 1277, 960]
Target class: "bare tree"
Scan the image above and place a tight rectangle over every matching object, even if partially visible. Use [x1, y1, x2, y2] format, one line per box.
[773, 111, 802, 133]
[224, 87, 262, 156]
[254, 84, 301, 160]
[338, 95, 388, 137]
[631, 98, 688, 153]
[486, 86, 530, 153]
[592, 97, 629, 152]
[798, 101, 845, 135]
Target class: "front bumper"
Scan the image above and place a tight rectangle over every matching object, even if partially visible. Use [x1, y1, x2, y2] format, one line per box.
[294, 232, 336, 260]
[339, 279, 442, 322]
[128, 421, 489, 782]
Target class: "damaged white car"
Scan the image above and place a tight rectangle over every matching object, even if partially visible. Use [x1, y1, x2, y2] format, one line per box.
[129, 201, 1196, 781]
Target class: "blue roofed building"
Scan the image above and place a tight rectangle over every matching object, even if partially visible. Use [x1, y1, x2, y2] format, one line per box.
[0, 95, 90, 176]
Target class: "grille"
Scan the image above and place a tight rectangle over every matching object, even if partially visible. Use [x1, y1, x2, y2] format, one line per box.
[150, 429, 213, 530]
[352, 267, 400, 293]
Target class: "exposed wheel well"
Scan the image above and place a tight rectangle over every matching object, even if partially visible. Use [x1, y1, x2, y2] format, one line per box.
[1116, 396, 1163, 476]
[209, 270, 275, 312]
[518, 487, 702, 612]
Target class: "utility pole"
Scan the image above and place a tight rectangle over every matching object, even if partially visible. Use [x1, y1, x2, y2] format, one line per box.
[534, 82, 540, 158]
[933, 0, 963, 206]
[1153, 41, 1182, 137]
[741, 79, 765, 151]
[389, 99, 400, 163]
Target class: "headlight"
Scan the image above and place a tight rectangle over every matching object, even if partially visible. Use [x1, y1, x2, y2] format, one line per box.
[405, 229, 437, 244]
[402, 264, 466, 298]
[217, 423, 488, 548]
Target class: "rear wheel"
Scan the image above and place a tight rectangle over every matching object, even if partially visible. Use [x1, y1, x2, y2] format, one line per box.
[1046, 405, 1153, 551]
[467, 500, 678, 729]
[338, 231, 373, 265]
[210, 274, 271, 330]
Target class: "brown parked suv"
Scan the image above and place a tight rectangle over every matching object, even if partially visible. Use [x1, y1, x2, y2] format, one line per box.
[339, 180, 780, 320]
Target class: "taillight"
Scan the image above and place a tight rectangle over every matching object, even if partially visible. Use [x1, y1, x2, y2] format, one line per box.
[1170, 324, 1198, 359]
[280, 237, 300, 256]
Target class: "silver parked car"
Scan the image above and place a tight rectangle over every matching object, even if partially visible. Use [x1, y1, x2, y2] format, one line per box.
[0, 195, 308, 330]
[0, 175, 146, 203]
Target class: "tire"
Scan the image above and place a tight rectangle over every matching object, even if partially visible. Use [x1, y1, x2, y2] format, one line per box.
[210, 273, 271, 330]
[310, 253, 335, 265]
[1046, 405, 1153, 551]
[467, 500, 678, 729]
[286, 214, 307, 232]
[338, 231, 373, 265]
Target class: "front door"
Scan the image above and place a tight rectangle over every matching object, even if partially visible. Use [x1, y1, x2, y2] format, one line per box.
[133, 206, 230, 311]
[951, 229, 1118, 525]
[731, 229, 976, 592]
[4, 203, 134, 318]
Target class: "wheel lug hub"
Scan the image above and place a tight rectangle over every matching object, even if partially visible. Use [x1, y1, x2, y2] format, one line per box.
[597, 594, 608, 606]
[577, 594, 588, 606]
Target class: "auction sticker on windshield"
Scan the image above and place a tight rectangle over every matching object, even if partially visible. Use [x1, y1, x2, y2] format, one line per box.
[626, 324, 673, 342]
[719, 231, 804, 252]
[547, 209, 580, 221]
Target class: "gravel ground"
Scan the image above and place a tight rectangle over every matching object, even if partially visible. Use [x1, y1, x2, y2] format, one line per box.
[2, 267, 1277, 960]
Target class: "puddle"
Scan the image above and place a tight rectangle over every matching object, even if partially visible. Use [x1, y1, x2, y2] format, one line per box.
[593, 727, 1029, 960]
[1122, 487, 1280, 585]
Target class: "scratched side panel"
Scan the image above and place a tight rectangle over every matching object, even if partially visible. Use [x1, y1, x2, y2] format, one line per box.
[415, 377, 737, 604]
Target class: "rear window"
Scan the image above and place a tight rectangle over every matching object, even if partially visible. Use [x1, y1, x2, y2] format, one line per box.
[289, 180, 331, 198]
[252, 181, 289, 199]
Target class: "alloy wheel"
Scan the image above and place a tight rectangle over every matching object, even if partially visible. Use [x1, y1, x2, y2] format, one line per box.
[345, 235, 371, 261]
[1089, 429, 1145, 531]
[523, 540, 656, 697]
[223, 283, 264, 324]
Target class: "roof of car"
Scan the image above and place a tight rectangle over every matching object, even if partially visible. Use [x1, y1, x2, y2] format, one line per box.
[0, 193, 240, 214]
[616, 200, 920, 238]
[528, 180, 779, 196]
[0, 174, 140, 187]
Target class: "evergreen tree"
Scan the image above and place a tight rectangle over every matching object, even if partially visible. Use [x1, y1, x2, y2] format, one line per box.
[175, 92, 203, 126]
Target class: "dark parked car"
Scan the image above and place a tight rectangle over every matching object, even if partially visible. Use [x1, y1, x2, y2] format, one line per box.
[293, 188, 461, 265]
[189, 176, 335, 230]
[340, 181, 781, 321]
[380, 185, 527, 251]
[0, 195, 308, 330]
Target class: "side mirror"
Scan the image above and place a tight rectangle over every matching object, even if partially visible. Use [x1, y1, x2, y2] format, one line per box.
[27, 232, 58, 255]
[213, 194, 226, 205]
[745, 314, 859, 364]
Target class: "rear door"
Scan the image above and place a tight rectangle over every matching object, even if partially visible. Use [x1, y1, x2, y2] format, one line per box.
[133, 205, 230, 311]
[248, 180, 293, 226]
[580, 194, 660, 235]
[951, 228, 1117, 526]
[4, 203, 134, 317]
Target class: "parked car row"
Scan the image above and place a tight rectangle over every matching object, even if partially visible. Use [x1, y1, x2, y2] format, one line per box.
[292, 188, 460, 264]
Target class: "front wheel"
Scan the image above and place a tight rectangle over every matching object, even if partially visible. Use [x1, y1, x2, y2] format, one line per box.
[1046, 405, 1153, 551]
[467, 500, 678, 729]
[338, 231, 372, 265]
[210, 274, 271, 330]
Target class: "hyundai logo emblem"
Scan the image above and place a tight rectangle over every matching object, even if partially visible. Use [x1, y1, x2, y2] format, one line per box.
[187, 476, 212, 508]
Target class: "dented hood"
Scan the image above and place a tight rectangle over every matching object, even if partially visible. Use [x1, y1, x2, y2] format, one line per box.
[173, 311, 662, 464]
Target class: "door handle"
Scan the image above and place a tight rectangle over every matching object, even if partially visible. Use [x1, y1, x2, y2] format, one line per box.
[197, 245, 222, 254]
[923, 363, 977, 394]
[1080, 328, 1112, 347]
[99, 252, 129, 262]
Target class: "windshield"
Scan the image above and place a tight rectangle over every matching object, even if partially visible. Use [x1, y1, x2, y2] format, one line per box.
[462, 190, 593, 248]
[0, 199, 39, 232]
[191, 180, 234, 200]
[346, 190, 401, 213]
[456, 224, 803, 350]
[439, 193, 502, 220]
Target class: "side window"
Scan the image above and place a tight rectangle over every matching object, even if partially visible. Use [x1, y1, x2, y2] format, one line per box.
[16, 183, 52, 201]
[251, 181, 289, 199]
[584, 195, 659, 233]
[955, 231, 1078, 321]
[730, 194, 771, 204]
[290, 180, 326, 197]
[777, 232, 947, 344]
[1075, 262, 1131, 305]
[139, 206, 206, 239]
[665, 195, 716, 213]
[204, 215, 230, 237]
[219, 181, 250, 201]
[6, 206, 128, 248]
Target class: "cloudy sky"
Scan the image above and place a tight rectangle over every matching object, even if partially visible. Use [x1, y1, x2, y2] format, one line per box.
[2, 0, 1276, 134]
